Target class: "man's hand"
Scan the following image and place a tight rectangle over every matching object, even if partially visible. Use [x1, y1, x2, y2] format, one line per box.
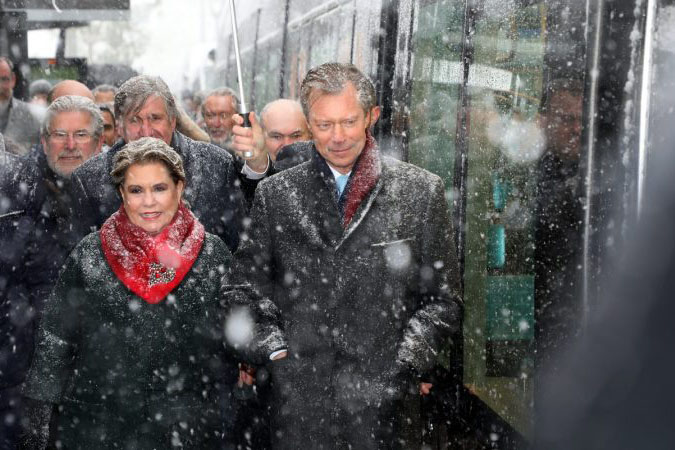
[237, 362, 256, 387]
[231, 112, 269, 173]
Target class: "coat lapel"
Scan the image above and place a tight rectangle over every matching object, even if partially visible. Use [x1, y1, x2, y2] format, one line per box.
[308, 151, 344, 247]
[335, 175, 384, 250]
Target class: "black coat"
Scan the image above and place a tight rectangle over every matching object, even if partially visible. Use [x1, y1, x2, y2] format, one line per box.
[22, 231, 285, 449]
[273, 140, 313, 171]
[0, 149, 43, 390]
[224, 149, 463, 449]
[69, 131, 247, 252]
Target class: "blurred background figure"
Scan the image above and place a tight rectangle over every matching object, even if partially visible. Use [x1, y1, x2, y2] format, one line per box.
[92, 83, 117, 104]
[0, 57, 41, 156]
[535, 141, 675, 450]
[534, 77, 585, 376]
[28, 79, 51, 106]
[98, 102, 118, 151]
[180, 88, 199, 120]
[201, 87, 238, 150]
[47, 80, 95, 103]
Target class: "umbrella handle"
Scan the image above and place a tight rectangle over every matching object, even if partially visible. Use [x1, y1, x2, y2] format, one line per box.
[239, 112, 252, 128]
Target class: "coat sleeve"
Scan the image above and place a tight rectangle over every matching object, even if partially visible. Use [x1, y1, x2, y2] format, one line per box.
[69, 168, 99, 241]
[396, 177, 463, 375]
[220, 183, 287, 365]
[22, 248, 86, 403]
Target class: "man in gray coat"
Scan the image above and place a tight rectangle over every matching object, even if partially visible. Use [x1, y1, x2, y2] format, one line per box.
[226, 62, 463, 449]
[0, 57, 41, 155]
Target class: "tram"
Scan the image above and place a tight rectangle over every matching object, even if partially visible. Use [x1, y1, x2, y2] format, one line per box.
[201, 0, 674, 447]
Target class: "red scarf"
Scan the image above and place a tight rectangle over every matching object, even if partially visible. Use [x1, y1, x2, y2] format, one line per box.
[100, 203, 205, 304]
[342, 132, 381, 228]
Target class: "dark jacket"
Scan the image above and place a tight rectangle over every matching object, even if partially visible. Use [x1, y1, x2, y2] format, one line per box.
[27, 147, 84, 300]
[224, 148, 463, 449]
[69, 131, 247, 252]
[273, 140, 313, 171]
[0, 148, 43, 390]
[22, 231, 285, 449]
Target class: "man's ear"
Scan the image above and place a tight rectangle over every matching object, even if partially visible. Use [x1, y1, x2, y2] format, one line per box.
[368, 106, 381, 128]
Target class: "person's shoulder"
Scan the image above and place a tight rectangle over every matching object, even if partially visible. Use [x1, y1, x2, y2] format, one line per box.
[66, 230, 103, 265]
[77, 230, 102, 252]
[0, 151, 40, 201]
[178, 132, 234, 164]
[203, 232, 229, 254]
[274, 141, 313, 171]
[260, 157, 312, 191]
[197, 232, 231, 272]
[71, 148, 111, 180]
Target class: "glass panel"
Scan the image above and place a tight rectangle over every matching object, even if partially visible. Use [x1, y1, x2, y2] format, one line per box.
[407, 0, 465, 205]
[462, 0, 547, 436]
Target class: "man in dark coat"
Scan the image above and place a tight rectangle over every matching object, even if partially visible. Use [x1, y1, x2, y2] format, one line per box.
[0, 57, 41, 156]
[69, 75, 260, 252]
[0, 135, 43, 448]
[26, 95, 105, 298]
[225, 62, 463, 449]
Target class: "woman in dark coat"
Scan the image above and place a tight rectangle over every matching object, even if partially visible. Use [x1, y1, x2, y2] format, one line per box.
[21, 137, 286, 449]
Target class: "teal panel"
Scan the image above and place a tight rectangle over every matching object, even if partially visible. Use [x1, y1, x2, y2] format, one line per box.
[487, 224, 506, 269]
[486, 275, 535, 340]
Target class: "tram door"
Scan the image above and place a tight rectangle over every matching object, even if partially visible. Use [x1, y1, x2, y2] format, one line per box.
[402, 0, 579, 439]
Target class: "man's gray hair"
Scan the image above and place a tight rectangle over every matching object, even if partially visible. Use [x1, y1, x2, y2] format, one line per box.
[115, 75, 179, 122]
[41, 95, 104, 138]
[201, 87, 240, 114]
[111, 137, 185, 190]
[300, 63, 376, 118]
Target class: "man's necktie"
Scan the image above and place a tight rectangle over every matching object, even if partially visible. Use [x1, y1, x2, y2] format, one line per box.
[336, 174, 349, 196]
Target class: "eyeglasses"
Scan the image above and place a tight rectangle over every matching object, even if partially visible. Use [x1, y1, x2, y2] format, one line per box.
[203, 112, 233, 121]
[48, 130, 93, 143]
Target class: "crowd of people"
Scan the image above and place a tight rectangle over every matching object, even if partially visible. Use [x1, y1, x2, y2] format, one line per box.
[0, 58, 462, 449]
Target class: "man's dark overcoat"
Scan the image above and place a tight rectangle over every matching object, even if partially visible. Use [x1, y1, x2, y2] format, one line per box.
[69, 131, 247, 252]
[0, 146, 42, 446]
[22, 231, 286, 449]
[224, 148, 463, 449]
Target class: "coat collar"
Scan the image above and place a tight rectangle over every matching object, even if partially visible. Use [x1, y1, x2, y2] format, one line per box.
[308, 140, 385, 250]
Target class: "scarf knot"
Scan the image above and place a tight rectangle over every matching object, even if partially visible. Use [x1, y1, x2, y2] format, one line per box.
[100, 203, 205, 303]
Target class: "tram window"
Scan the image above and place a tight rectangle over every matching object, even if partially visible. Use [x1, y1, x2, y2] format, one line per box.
[461, 0, 547, 436]
[407, 0, 465, 204]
